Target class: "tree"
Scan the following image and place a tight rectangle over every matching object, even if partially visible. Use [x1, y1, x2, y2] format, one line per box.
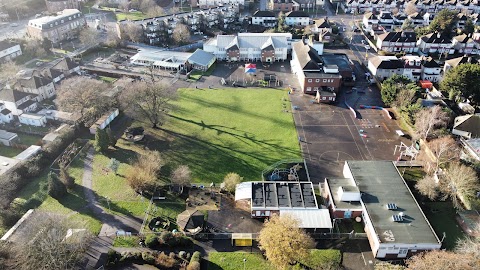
[401, 18, 414, 30]
[140, 0, 157, 13]
[380, 74, 419, 107]
[413, 106, 449, 140]
[94, 128, 110, 153]
[120, 80, 176, 128]
[222, 172, 242, 193]
[106, 128, 117, 147]
[41, 38, 52, 54]
[415, 175, 438, 200]
[48, 171, 67, 199]
[121, 22, 143, 43]
[427, 136, 460, 173]
[258, 214, 315, 269]
[12, 212, 92, 269]
[55, 77, 111, 126]
[439, 162, 480, 209]
[105, 30, 121, 48]
[108, 158, 120, 175]
[0, 61, 21, 81]
[429, 9, 458, 35]
[455, 223, 480, 259]
[171, 165, 191, 187]
[415, 26, 431, 37]
[22, 38, 45, 58]
[147, 5, 165, 18]
[172, 23, 190, 45]
[406, 250, 478, 270]
[59, 164, 74, 190]
[440, 63, 480, 104]
[126, 150, 164, 191]
[79, 28, 100, 47]
[405, 1, 418, 15]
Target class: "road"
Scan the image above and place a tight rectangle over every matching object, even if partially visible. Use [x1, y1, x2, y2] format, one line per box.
[0, 19, 29, 41]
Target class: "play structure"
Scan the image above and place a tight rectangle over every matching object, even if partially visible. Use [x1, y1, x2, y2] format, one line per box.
[268, 164, 302, 181]
[394, 142, 419, 160]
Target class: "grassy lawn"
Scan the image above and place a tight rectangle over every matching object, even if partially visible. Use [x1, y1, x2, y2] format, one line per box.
[300, 249, 341, 270]
[113, 235, 140, 247]
[0, 145, 23, 157]
[188, 70, 202, 81]
[141, 88, 301, 183]
[208, 252, 275, 270]
[99, 76, 118, 83]
[116, 11, 148, 21]
[17, 133, 43, 146]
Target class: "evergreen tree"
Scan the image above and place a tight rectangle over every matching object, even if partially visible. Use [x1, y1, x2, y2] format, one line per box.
[106, 128, 117, 147]
[48, 171, 67, 199]
[59, 164, 75, 190]
[94, 128, 109, 153]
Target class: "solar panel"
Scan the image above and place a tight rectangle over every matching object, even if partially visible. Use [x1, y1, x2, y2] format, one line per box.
[392, 215, 403, 222]
[386, 203, 398, 210]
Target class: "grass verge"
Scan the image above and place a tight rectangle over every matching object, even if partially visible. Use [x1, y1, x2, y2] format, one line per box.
[207, 252, 275, 270]
[113, 235, 140, 247]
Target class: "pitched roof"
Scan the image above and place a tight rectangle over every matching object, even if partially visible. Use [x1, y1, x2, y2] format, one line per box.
[453, 34, 474, 43]
[292, 41, 322, 70]
[420, 32, 452, 44]
[369, 56, 403, 69]
[42, 68, 64, 80]
[216, 34, 289, 50]
[51, 57, 79, 71]
[422, 57, 441, 68]
[253, 10, 276, 17]
[377, 31, 416, 42]
[285, 11, 309, 18]
[314, 18, 331, 28]
[0, 40, 19, 52]
[454, 114, 480, 138]
[0, 88, 33, 103]
[17, 75, 52, 89]
[187, 49, 215, 67]
[445, 56, 478, 68]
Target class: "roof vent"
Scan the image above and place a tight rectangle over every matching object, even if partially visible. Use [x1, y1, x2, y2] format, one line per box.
[392, 215, 404, 222]
[386, 203, 398, 210]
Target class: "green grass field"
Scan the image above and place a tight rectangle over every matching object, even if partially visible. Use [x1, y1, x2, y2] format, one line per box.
[144, 88, 301, 183]
[0, 145, 23, 157]
[208, 252, 275, 270]
[115, 11, 148, 21]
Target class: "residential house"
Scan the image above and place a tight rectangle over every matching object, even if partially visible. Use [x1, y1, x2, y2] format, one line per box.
[0, 88, 38, 116]
[203, 33, 292, 62]
[376, 31, 417, 53]
[268, 0, 295, 12]
[285, 10, 310, 26]
[45, 0, 80, 13]
[452, 114, 480, 139]
[421, 57, 442, 83]
[251, 10, 277, 27]
[0, 102, 13, 124]
[393, 13, 407, 26]
[197, 0, 245, 8]
[186, 49, 216, 71]
[378, 11, 395, 31]
[15, 75, 55, 101]
[89, 108, 119, 134]
[452, 34, 477, 55]
[41, 68, 64, 83]
[310, 18, 332, 33]
[294, 0, 316, 10]
[443, 55, 478, 74]
[417, 32, 454, 55]
[27, 9, 86, 43]
[363, 12, 379, 32]
[19, 113, 47, 127]
[0, 41, 22, 63]
[401, 55, 423, 81]
[50, 57, 81, 76]
[408, 12, 426, 27]
[457, 12, 469, 29]
[368, 56, 404, 81]
[342, 161, 441, 259]
[0, 129, 19, 146]
[291, 41, 342, 96]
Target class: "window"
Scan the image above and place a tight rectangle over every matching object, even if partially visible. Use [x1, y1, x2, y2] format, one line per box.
[315, 79, 320, 82]
[308, 79, 312, 82]
[323, 79, 327, 82]
[306, 87, 311, 91]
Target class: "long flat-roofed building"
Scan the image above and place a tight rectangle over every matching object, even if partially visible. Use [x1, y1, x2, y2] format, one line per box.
[342, 161, 441, 259]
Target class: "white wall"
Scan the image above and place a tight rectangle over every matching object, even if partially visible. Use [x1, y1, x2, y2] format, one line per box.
[19, 114, 47, 127]
[285, 17, 310, 26]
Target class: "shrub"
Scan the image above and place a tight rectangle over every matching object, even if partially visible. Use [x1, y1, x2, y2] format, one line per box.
[145, 234, 158, 248]
[155, 252, 176, 268]
[142, 252, 156, 264]
[159, 231, 175, 246]
[187, 261, 201, 270]
[47, 171, 67, 199]
[176, 235, 192, 247]
[106, 249, 121, 266]
[190, 251, 201, 263]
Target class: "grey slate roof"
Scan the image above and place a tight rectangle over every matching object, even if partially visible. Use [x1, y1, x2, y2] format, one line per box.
[216, 34, 289, 50]
[420, 32, 452, 44]
[369, 56, 403, 69]
[0, 129, 17, 141]
[453, 114, 480, 138]
[293, 41, 322, 70]
[0, 88, 33, 103]
[377, 31, 416, 42]
[285, 11, 309, 18]
[253, 10, 275, 17]
[187, 49, 215, 67]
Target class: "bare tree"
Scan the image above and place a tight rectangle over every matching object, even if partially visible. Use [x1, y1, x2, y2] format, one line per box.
[415, 175, 438, 200]
[23, 38, 45, 58]
[405, 1, 418, 15]
[55, 77, 111, 126]
[121, 22, 144, 43]
[79, 28, 100, 47]
[455, 223, 480, 259]
[12, 212, 92, 270]
[171, 165, 192, 187]
[118, 0, 130, 12]
[0, 61, 21, 81]
[120, 80, 176, 128]
[439, 162, 480, 209]
[414, 106, 449, 140]
[126, 150, 165, 191]
[105, 30, 121, 48]
[140, 0, 157, 13]
[427, 136, 460, 173]
[147, 5, 165, 18]
[172, 23, 190, 45]
[258, 214, 315, 269]
[406, 250, 478, 270]
[393, 88, 417, 108]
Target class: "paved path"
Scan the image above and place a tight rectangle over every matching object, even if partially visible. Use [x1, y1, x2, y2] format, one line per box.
[81, 146, 143, 269]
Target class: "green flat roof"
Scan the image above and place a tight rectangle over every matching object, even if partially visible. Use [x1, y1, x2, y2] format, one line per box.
[347, 161, 440, 245]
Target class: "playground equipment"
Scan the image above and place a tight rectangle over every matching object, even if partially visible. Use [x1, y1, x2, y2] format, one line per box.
[394, 142, 419, 160]
[268, 163, 301, 181]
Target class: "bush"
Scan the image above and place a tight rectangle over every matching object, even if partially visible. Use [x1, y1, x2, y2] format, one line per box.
[145, 234, 158, 248]
[155, 252, 176, 268]
[142, 252, 156, 264]
[190, 251, 201, 263]
[187, 261, 201, 270]
[300, 249, 341, 270]
[106, 249, 121, 266]
[159, 231, 175, 246]
[47, 171, 67, 199]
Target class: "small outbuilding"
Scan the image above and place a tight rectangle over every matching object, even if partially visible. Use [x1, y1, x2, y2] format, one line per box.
[89, 108, 119, 135]
[14, 145, 42, 160]
[186, 49, 216, 72]
[0, 129, 19, 146]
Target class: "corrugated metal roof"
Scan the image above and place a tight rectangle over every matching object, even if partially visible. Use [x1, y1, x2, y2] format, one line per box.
[235, 182, 252, 201]
[280, 209, 333, 229]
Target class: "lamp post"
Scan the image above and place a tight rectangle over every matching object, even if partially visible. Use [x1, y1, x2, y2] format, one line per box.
[243, 258, 246, 270]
